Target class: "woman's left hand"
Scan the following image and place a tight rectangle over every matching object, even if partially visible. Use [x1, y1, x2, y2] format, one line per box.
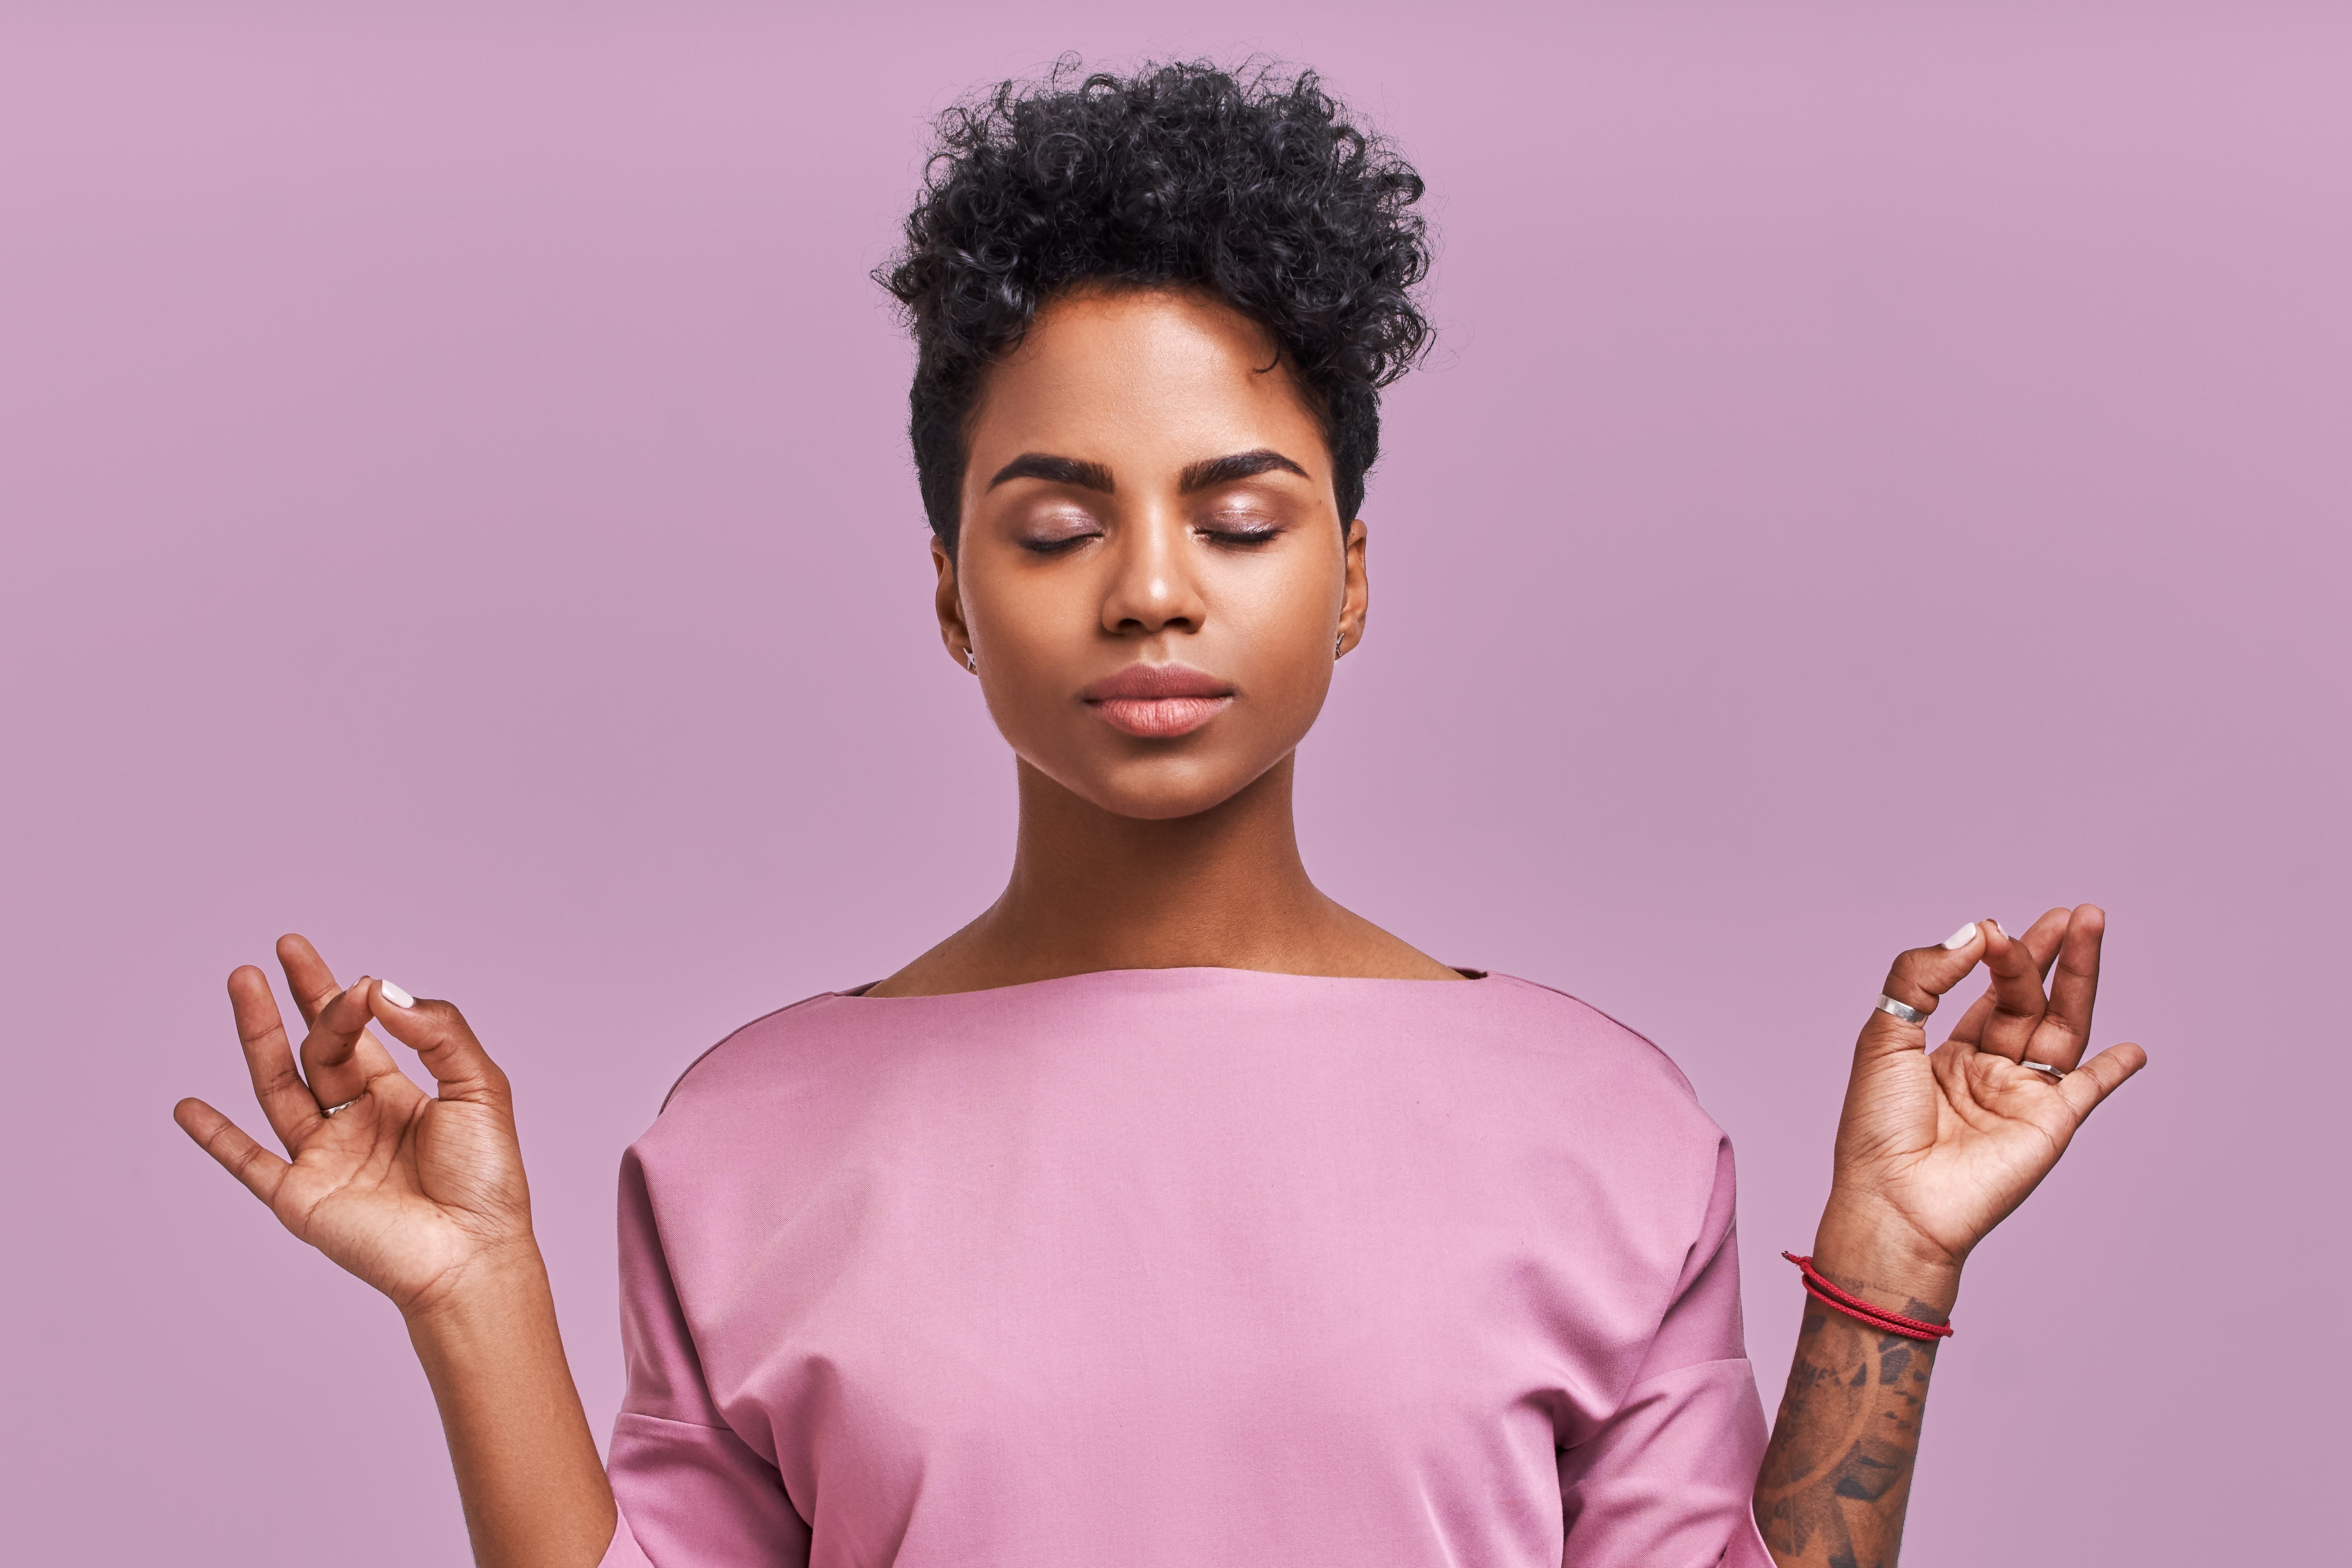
[1813, 906, 2148, 1309]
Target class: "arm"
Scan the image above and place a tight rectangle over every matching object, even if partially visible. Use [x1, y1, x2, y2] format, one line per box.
[173, 936, 615, 1568]
[1751, 907, 2147, 1564]
[409, 1260, 615, 1566]
[1749, 1224, 1952, 1566]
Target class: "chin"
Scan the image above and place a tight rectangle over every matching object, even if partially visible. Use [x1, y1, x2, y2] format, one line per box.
[1047, 753, 1270, 822]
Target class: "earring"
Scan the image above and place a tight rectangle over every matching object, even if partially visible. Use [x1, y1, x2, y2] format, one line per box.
[1334, 632, 1344, 659]
[965, 647, 977, 671]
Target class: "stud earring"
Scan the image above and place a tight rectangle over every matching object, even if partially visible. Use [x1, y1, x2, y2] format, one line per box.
[965, 647, 977, 672]
[1334, 632, 1344, 659]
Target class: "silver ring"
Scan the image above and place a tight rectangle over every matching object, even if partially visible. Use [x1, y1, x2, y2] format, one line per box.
[2018, 1060, 2068, 1081]
[322, 1097, 362, 1116]
[1873, 993, 1928, 1025]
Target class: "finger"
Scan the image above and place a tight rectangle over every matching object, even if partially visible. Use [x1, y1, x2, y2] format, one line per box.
[2010, 908, 2069, 978]
[1940, 986, 1998, 1050]
[228, 965, 324, 1149]
[1974, 920, 2051, 1064]
[173, 1096, 293, 1207]
[2057, 1039, 2148, 1122]
[277, 933, 347, 1030]
[1861, 920, 1992, 1060]
[278, 937, 407, 1107]
[1944, 909, 2068, 1047]
[2033, 904, 2106, 1072]
[299, 976, 392, 1113]
[368, 985, 512, 1110]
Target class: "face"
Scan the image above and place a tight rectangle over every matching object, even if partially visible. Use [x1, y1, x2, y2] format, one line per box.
[935, 287, 1368, 822]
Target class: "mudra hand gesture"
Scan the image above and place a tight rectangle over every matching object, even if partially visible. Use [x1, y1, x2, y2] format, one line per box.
[1752, 906, 2149, 1565]
[1816, 905, 2149, 1303]
[174, 936, 612, 1566]
[172, 934, 535, 1320]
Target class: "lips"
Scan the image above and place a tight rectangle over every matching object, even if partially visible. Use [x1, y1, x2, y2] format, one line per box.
[1080, 662, 1236, 739]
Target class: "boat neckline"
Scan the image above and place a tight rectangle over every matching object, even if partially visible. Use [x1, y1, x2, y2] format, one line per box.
[839, 964, 1494, 1001]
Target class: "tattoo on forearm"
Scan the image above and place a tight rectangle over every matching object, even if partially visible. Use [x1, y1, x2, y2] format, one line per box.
[1752, 1290, 1943, 1568]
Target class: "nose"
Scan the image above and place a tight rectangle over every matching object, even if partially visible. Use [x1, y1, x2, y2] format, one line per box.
[1100, 508, 1206, 638]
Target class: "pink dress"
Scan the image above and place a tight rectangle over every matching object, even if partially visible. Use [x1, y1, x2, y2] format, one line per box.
[597, 968, 1774, 1567]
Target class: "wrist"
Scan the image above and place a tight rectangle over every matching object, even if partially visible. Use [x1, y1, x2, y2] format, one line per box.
[1811, 1195, 1964, 1319]
[400, 1239, 554, 1341]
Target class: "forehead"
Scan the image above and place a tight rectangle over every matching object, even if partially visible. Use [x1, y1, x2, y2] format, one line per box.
[967, 288, 1326, 471]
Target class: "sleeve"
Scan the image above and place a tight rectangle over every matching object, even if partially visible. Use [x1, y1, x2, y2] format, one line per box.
[598, 1146, 813, 1568]
[1557, 1137, 1775, 1568]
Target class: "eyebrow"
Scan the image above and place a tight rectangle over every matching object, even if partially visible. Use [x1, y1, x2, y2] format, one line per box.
[987, 453, 1115, 492]
[983, 448, 1312, 496]
[1180, 449, 1310, 492]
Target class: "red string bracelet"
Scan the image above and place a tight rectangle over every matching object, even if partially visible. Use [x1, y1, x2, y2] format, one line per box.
[1782, 1253, 1955, 1341]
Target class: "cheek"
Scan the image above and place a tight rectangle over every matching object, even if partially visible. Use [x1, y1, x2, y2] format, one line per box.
[967, 573, 1091, 706]
[1215, 564, 1342, 736]
[1227, 556, 1342, 664]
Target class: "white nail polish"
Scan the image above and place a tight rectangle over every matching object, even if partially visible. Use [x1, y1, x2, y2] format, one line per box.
[1941, 922, 1982, 950]
[380, 980, 416, 1009]
[1990, 920, 2009, 939]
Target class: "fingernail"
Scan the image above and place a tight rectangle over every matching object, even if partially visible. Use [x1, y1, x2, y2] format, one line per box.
[380, 980, 415, 1009]
[1989, 920, 2009, 940]
[1941, 922, 1982, 950]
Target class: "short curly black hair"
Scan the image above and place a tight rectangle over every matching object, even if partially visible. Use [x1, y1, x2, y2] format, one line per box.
[878, 58, 1434, 557]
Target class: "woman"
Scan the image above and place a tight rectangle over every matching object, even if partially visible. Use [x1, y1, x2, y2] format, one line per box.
[173, 62, 2145, 1568]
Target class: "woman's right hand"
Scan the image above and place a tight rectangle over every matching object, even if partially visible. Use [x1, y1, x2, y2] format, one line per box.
[175, 933, 537, 1320]
[179, 936, 617, 1566]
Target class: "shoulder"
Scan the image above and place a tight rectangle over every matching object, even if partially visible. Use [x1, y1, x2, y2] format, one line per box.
[1430, 973, 1731, 1156]
[1461, 974, 1739, 1240]
[1437, 973, 1704, 1098]
[636, 970, 1725, 1155]
[653, 987, 859, 1116]
[1472, 973, 1704, 1095]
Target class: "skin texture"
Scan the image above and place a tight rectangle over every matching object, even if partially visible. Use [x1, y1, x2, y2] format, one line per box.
[172, 938, 615, 1568]
[1762, 904, 2147, 1564]
[871, 285, 1460, 995]
[173, 287, 2145, 1568]
[1755, 1288, 1943, 1568]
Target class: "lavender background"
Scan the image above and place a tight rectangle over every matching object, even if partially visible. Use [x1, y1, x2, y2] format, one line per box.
[4, 5, 2343, 1563]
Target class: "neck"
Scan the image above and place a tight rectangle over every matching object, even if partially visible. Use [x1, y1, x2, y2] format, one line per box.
[985, 752, 1330, 975]
[864, 752, 1465, 996]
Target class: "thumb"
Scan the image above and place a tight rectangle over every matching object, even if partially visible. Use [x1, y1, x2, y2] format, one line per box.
[1857, 919, 1996, 1061]
[365, 979, 512, 1109]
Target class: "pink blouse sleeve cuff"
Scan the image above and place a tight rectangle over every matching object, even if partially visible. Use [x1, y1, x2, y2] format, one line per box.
[597, 1512, 655, 1568]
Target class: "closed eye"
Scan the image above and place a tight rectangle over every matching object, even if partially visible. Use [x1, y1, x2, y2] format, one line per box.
[1196, 522, 1281, 547]
[1019, 531, 1102, 555]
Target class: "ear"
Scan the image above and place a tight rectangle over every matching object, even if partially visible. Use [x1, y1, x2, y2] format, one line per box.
[931, 537, 976, 673]
[1336, 518, 1369, 656]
